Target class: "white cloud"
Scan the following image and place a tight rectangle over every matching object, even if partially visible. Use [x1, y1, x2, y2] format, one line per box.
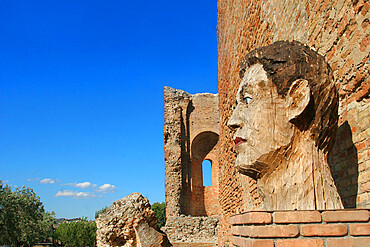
[63, 182, 96, 189]
[55, 190, 97, 199]
[96, 184, 116, 193]
[76, 182, 96, 188]
[40, 178, 58, 184]
[3, 180, 9, 183]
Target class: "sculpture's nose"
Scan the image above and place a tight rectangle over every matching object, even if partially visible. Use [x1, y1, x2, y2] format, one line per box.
[227, 105, 242, 130]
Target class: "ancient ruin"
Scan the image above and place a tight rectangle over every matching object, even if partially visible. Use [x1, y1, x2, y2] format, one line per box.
[96, 193, 170, 247]
[227, 41, 343, 210]
[163, 87, 220, 244]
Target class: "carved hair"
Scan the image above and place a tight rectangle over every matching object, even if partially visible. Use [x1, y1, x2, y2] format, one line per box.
[239, 41, 339, 153]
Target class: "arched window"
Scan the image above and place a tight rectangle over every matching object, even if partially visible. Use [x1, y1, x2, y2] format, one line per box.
[202, 160, 212, 186]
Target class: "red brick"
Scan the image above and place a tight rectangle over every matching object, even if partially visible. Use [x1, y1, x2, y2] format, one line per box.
[273, 210, 321, 223]
[356, 141, 367, 151]
[241, 212, 272, 224]
[230, 215, 243, 225]
[231, 226, 250, 236]
[250, 239, 274, 247]
[322, 210, 370, 222]
[250, 225, 299, 238]
[276, 239, 324, 247]
[349, 223, 370, 236]
[327, 237, 370, 247]
[231, 236, 249, 247]
[301, 224, 348, 236]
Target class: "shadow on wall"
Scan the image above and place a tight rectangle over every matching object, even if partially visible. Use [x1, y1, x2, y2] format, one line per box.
[179, 101, 194, 216]
[328, 121, 359, 208]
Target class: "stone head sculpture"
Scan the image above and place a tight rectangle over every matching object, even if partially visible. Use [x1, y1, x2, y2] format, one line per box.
[228, 41, 343, 210]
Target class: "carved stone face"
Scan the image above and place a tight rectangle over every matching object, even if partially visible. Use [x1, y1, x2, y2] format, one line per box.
[227, 64, 294, 179]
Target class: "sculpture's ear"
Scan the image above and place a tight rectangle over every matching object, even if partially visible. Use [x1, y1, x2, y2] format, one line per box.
[285, 79, 310, 121]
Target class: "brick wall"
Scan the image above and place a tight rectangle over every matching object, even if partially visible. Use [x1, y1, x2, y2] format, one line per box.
[217, 0, 369, 244]
[230, 209, 370, 246]
[164, 87, 221, 244]
[164, 87, 221, 217]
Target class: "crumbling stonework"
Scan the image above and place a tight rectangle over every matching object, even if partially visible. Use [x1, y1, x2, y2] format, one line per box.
[162, 216, 219, 244]
[164, 87, 220, 244]
[164, 86, 220, 217]
[96, 193, 170, 247]
[217, 0, 369, 245]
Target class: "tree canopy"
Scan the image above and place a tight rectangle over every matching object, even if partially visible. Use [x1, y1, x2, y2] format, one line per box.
[0, 180, 55, 246]
[95, 206, 108, 219]
[151, 202, 166, 228]
[54, 218, 96, 247]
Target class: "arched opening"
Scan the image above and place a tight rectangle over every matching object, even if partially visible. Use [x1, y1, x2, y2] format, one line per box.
[202, 160, 212, 186]
[190, 131, 219, 216]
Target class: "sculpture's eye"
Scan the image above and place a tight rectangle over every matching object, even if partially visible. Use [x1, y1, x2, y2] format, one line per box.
[244, 96, 252, 104]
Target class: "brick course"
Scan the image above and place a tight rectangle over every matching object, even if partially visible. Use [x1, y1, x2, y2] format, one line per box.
[230, 210, 370, 246]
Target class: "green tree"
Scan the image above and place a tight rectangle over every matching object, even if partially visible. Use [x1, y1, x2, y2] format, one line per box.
[0, 180, 55, 246]
[54, 218, 97, 247]
[151, 202, 166, 228]
[94, 206, 108, 219]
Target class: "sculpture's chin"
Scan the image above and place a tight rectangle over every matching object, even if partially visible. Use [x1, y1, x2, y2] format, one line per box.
[235, 155, 268, 179]
[236, 165, 261, 179]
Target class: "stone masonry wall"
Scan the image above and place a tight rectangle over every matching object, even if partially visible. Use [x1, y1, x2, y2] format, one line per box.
[164, 87, 220, 244]
[164, 87, 191, 218]
[230, 209, 370, 246]
[164, 87, 220, 218]
[217, 0, 369, 245]
[162, 216, 219, 244]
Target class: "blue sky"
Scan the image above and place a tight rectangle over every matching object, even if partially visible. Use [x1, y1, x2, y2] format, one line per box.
[0, 1, 217, 219]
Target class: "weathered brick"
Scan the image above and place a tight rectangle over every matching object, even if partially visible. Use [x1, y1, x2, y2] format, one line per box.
[301, 224, 348, 236]
[273, 210, 321, 223]
[250, 225, 299, 238]
[249, 239, 274, 247]
[349, 223, 370, 236]
[361, 182, 370, 193]
[241, 212, 272, 224]
[230, 215, 244, 225]
[231, 226, 250, 236]
[231, 236, 249, 247]
[357, 193, 370, 205]
[327, 237, 370, 247]
[276, 239, 324, 247]
[323, 210, 370, 222]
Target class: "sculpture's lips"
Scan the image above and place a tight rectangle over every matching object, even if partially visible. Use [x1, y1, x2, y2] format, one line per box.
[234, 137, 247, 148]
